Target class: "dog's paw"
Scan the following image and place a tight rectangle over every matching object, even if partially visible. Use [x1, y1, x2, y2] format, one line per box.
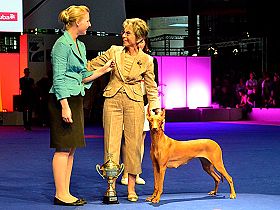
[151, 197, 160, 203]
[208, 190, 217, 196]
[145, 197, 151, 202]
[145, 196, 154, 202]
[230, 193, 236, 199]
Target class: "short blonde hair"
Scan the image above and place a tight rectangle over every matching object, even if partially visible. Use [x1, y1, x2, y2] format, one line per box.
[123, 18, 149, 40]
[58, 5, 90, 30]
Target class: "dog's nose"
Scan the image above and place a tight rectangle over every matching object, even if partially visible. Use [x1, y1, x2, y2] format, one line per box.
[151, 126, 159, 131]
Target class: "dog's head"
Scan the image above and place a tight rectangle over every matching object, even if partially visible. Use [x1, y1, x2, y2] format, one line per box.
[147, 108, 165, 131]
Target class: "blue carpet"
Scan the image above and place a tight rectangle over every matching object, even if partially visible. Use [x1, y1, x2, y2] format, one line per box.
[0, 122, 279, 209]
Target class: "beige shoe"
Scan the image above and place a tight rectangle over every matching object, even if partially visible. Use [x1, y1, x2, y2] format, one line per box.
[136, 176, 146, 185]
[121, 177, 128, 185]
[127, 193, 138, 202]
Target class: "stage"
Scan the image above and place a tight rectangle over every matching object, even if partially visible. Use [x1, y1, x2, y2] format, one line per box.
[0, 120, 280, 209]
[166, 107, 243, 122]
[3, 107, 280, 125]
[0, 107, 243, 126]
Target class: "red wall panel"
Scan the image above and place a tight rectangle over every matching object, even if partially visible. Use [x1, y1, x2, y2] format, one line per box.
[0, 34, 28, 112]
[0, 53, 20, 111]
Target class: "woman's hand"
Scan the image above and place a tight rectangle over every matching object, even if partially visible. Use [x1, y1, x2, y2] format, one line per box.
[86, 61, 92, 71]
[83, 59, 115, 83]
[60, 99, 73, 123]
[62, 106, 73, 123]
[153, 108, 162, 114]
[104, 59, 115, 73]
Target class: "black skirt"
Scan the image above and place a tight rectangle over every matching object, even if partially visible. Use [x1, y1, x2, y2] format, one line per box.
[48, 94, 85, 149]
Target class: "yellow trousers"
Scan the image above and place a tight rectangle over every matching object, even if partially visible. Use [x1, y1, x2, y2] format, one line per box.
[103, 91, 145, 175]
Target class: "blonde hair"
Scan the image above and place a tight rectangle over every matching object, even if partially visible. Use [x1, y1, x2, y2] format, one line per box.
[123, 18, 149, 40]
[58, 5, 90, 30]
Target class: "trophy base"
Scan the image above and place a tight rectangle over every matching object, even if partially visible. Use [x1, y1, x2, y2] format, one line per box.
[103, 195, 119, 204]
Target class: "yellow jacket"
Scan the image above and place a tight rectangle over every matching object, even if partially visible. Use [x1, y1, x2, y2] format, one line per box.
[88, 45, 160, 110]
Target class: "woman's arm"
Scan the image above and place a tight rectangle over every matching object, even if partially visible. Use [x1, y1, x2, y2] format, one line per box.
[51, 42, 71, 100]
[83, 59, 115, 83]
[144, 56, 161, 110]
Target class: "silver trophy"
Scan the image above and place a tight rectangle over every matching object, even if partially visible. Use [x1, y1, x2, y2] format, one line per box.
[96, 153, 124, 204]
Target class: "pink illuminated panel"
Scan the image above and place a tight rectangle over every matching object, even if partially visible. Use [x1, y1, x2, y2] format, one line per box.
[154, 56, 162, 107]
[187, 57, 211, 108]
[154, 56, 211, 109]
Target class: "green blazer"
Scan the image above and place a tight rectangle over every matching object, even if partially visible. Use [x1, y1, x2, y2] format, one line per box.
[49, 31, 92, 100]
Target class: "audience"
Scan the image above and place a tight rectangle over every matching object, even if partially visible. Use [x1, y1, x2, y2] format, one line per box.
[271, 73, 280, 107]
[245, 71, 258, 96]
[18, 67, 280, 126]
[236, 88, 253, 119]
[213, 70, 280, 110]
[261, 72, 273, 108]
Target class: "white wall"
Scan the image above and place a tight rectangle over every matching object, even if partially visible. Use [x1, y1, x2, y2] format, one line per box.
[148, 16, 189, 55]
[27, 34, 122, 83]
[23, 0, 126, 33]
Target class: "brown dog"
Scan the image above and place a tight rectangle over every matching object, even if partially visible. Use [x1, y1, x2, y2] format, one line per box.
[145, 108, 236, 203]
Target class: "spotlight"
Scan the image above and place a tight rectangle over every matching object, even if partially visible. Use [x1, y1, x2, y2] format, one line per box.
[208, 46, 216, 56]
[232, 48, 238, 55]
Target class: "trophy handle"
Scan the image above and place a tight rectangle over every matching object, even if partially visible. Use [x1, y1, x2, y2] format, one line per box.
[96, 164, 105, 179]
[116, 163, 125, 178]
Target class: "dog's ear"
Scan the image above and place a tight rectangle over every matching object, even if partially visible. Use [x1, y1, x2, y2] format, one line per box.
[161, 120, 165, 131]
[146, 112, 151, 121]
[147, 104, 151, 117]
[161, 108, 165, 118]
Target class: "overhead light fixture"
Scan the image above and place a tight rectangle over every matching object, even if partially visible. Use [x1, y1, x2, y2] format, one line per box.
[168, 23, 188, 27]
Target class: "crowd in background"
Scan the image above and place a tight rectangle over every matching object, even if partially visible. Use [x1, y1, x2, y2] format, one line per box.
[23, 69, 280, 126]
[212, 71, 280, 110]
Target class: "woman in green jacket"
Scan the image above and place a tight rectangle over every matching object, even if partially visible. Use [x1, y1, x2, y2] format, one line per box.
[48, 5, 114, 206]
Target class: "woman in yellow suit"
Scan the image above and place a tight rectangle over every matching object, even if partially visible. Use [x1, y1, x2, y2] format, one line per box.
[121, 37, 159, 186]
[88, 18, 160, 202]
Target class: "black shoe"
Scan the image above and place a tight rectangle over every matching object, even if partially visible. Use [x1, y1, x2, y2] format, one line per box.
[78, 198, 87, 204]
[53, 197, 84, 206]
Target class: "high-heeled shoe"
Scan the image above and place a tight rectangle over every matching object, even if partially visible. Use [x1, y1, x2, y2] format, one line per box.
[53, 197, 84, 206]
[121, 177, 128, 185]
[136, 176, 146, 185]
[78, 198, 87, 204]
[127, 193, 138, 202]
